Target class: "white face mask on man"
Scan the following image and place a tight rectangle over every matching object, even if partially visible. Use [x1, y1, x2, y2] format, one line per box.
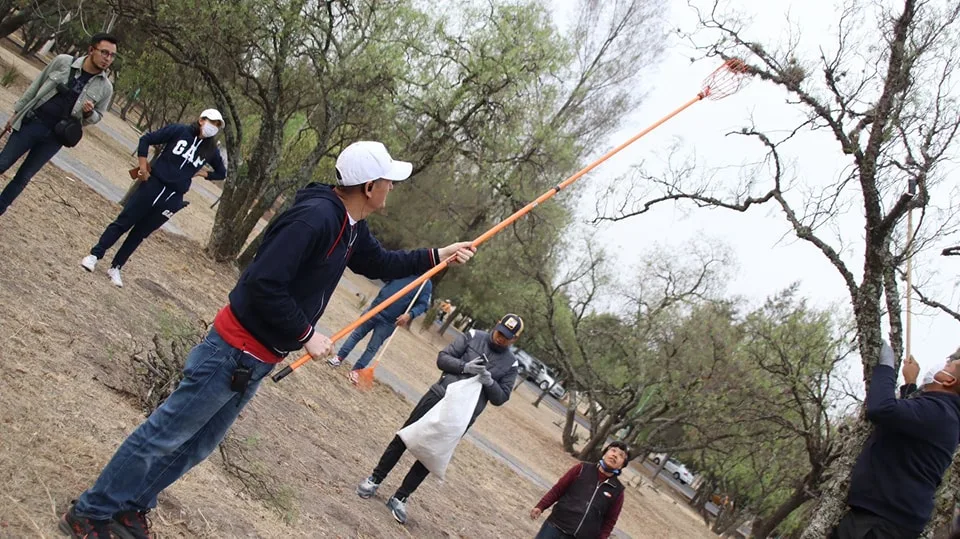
[201, 122, 220, 138]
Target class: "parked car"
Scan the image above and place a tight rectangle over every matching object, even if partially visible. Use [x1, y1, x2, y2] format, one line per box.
[511, 348, 566, 399]
[512, 347, 537, 379]
[649, 454, 695, 485]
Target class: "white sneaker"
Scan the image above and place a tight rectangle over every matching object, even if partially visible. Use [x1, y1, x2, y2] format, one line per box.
[80, 255, 98, 272]
[327, 356, 343, 367]
[107, 267, 123, 288]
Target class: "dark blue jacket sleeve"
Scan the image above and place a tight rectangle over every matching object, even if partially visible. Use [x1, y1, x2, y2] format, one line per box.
[243, 219, 325, 344]
[348, 228, 438, 280]
[137, 124, 181, 157]
[206, 147, 227, 181]
[410, 280, 432, 319]
[866, 365, 939, 435]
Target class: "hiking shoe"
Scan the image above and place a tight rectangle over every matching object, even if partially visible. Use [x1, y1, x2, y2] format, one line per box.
[80, 255, 98, 272]
[357, 476, 380, 499]
[110, 509, 152, 539]
[386, 496, 408, 524]
[348, 370, 360, 385]
[327, 356, 344, 367]
[58, 504, 112, 538]
[107, 267, 123, 288]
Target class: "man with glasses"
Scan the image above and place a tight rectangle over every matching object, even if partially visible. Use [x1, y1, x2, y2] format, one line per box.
[832, 342, 960, 539]
[0, 32, 116, 216]
[81, 109, 227, 287]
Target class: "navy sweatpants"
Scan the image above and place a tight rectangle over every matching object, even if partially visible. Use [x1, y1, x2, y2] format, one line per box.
[90, 177, 185, 269]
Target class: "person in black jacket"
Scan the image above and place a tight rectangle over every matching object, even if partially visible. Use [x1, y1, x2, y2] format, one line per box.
[80, 109, 228, 287]
[832, 341, 960, 539]
[59, 140, 476, 539]
[356, 314, 523, 525]
[531, 442, 629, 539]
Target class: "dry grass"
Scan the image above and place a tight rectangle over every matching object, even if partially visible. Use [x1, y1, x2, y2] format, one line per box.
[0, 43, 714, 538]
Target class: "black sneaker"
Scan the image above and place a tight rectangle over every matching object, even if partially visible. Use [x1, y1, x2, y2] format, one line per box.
[110, 509, 152, 539]
[58, 504, 112, 538]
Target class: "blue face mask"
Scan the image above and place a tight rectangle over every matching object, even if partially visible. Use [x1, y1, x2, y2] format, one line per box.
[599, 459, 621, 476]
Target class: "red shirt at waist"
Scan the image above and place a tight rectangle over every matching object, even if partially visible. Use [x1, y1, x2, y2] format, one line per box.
[213, 305, 284, 364]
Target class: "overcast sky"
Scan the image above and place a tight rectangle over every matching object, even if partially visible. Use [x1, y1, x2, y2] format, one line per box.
[553, 0, 960, 390]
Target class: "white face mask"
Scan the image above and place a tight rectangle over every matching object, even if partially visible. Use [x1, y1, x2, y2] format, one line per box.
[201, 122, 219, 138]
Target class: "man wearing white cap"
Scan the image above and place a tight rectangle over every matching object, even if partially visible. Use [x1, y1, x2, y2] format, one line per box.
[59, 140, 476, 538]
[81, 109, 227, 287]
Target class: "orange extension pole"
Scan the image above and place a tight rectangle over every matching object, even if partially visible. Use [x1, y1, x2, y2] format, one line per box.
[272, 59, 750, 383]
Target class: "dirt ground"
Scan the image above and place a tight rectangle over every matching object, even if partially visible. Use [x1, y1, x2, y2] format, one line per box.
[0, 43, 714, 539]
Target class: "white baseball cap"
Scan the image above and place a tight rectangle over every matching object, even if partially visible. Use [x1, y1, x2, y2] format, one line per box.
[335, 141, 413, 186]
[200, 108, 224, 123]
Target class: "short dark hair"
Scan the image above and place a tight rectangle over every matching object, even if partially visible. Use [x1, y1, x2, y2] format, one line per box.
[89, 33, 118, 48]
[603, 441, 631, 464]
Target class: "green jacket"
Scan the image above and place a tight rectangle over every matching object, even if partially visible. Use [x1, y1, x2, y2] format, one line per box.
[12, 54, 114, 131]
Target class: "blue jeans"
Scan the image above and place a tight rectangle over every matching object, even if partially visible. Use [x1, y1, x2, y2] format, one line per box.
[336, 315, 395, 370]
[535, 521, 574, 539]
[74, 329, 275, 520]
[0, 118, 63, 215]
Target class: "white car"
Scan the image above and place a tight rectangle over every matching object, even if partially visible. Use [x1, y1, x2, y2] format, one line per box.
[651, 454, 695, 485]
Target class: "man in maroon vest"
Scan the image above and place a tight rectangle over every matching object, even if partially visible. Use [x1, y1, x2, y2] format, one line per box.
[531, 442, 629, 538]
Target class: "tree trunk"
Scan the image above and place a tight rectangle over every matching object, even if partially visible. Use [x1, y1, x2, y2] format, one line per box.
[206, 110, 283, 262]
[752, 487, 812, 539]
[652, 453, 670, 481]
[801, 419, 872, 538]
[0, 5, 43, 40]
[712, 504, 744, 535]
[438, 306, 459, 335]
[923, 452, 960, 536]
[576, 413, 617, 461]
[533, 384, 551, 407]
[120, 96, 139, 121]
[561, 394, 579, 454]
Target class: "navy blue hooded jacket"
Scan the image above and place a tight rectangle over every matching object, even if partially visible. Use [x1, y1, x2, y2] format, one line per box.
[847, 364, 960, 532]
[368, 275, 433, 324]
[137, 123, 226, 193]
[228, 183, 440, 357]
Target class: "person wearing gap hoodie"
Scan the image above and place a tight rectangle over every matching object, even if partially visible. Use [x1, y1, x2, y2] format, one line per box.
[328, 274, 433, 384]
[80, 109, 227, 288]
[832, 341, 960, 539]
[59, 140, 476, 539]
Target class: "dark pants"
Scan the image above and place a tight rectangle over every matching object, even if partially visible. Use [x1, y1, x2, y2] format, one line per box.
[371, 389, 444, 500]
[831, 508, 920, 539]
[0, 119, 63, 215]
[90, 177, 184, 269]
[535, 521, 575, 539]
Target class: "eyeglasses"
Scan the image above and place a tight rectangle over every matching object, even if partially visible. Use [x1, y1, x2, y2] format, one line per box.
[96, 49, 117, 60]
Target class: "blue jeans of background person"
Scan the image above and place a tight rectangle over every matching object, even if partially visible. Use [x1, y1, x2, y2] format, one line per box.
[535, 521, 575, 539]
[73, 329, 274, 520]
[0, 118, 63, 215]
[336, 314, 396, 370]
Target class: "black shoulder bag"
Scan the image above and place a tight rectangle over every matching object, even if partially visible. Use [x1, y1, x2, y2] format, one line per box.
[52, 62, 84, 147]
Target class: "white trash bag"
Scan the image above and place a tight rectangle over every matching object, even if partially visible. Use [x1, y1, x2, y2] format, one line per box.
[397, 375, 483, 479]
